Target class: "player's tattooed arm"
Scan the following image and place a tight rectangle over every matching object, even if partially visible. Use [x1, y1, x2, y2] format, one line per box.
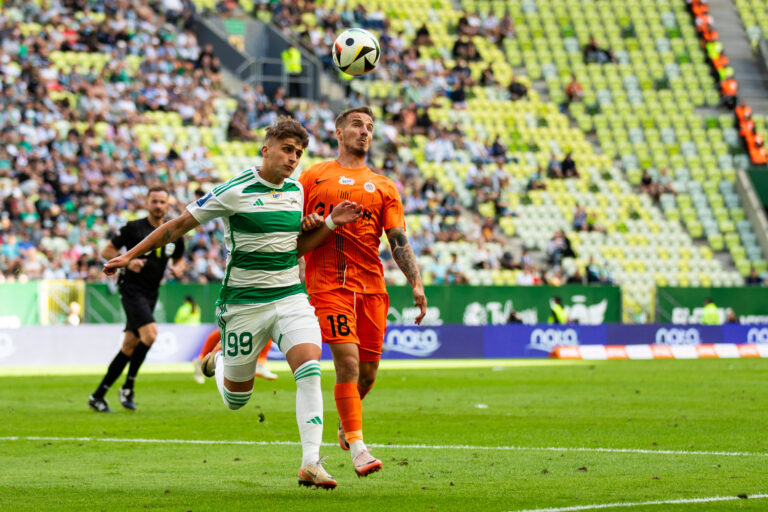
[386, 227, 427, 325]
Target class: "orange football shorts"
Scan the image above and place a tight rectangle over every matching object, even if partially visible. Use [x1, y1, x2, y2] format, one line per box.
[309, 289, 389, 362]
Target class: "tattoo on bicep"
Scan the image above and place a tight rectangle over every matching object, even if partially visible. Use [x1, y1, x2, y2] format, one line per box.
[388, 229, 422, 285]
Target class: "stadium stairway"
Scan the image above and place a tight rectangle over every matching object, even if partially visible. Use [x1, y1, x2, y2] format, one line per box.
[708, 0, 768, 113]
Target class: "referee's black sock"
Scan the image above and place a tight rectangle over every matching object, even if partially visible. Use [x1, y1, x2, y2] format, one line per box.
[123, 342, 151, 390]
[93, 351, 131, 399]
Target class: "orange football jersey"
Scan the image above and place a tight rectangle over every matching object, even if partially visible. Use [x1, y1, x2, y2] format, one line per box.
[299, 161, 405, 294]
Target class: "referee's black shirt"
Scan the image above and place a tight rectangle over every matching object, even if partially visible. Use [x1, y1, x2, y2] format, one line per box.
[112, 218, 185, 292]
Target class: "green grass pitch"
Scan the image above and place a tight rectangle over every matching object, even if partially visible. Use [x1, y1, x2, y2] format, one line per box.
[1, 359, 766, 511]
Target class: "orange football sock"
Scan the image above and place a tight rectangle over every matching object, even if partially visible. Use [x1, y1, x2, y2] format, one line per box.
[257, 339, 272, 365]
[199, 330, 221, 360]
[358, 381, 374, 400]
[334, 382, 363, 443]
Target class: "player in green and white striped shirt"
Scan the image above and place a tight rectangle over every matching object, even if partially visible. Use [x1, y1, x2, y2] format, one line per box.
[103, 117, 362, 489]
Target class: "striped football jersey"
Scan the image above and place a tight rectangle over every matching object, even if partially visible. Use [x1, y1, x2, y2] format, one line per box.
[187, 168, 306, 305]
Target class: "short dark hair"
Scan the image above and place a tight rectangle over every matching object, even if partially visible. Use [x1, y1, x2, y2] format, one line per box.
[147, 186, 168, 196]
[265, 116, 309, 148]
[335, 106, 374, 129]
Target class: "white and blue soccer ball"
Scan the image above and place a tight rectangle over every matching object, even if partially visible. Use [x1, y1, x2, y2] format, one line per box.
[332, 28, 381, 76]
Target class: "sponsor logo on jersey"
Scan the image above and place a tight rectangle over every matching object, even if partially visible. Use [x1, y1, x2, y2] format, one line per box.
[339, 176, 355, 185]
[253, 198, 264, 206]
[383, 328, 440, 357]
[364, 181, 376, 193]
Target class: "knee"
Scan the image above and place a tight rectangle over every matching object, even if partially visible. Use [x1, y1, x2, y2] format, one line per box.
[141, 329, 157, 345]
[336, 355, 360, 381]
[358, 374, 376, 389]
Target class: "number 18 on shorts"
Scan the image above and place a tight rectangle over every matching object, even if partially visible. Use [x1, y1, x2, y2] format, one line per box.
[310, 290, 388, 362]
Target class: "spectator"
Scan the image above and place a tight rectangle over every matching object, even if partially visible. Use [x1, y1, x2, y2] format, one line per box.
[480, 65, 497, 87]
[547, 230, 576, 268]
[439, 189, 462, 217]
[565, 74, 584, 104]
[640, 170, 659, 200]
[719, 77, 738, 109]
[746, 268, 764, 286]
[414, 24, 434, 47]
[449, 76, 468, 108]
[583, 35, 616, 64]
[561, 152, 579, 178]
[567, 267, 586, 284]
[547, 154, 563, 178]
[572, 204, 587, 231]
[516, 264, 537, 285]
[446, 253, 468, 284]
[507, 75, 528, 100]
[586, 256, 613, 284]
[527, 167, 547, 190]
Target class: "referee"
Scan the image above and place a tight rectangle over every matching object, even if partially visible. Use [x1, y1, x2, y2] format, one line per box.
[88, 186, 186, 412]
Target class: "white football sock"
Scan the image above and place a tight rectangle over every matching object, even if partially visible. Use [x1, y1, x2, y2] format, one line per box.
[293, 360, 323, 467]
[350, 440, 368, 459]
[214, 353, 251, 410]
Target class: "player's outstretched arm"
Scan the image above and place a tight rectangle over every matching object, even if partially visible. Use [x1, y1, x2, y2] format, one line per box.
[103, 211, 200, 275]
[297, 200, 362, 258]
[386, 227, 427, 325]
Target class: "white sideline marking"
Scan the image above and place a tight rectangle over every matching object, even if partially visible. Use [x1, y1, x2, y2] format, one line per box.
[0, 436, 766, 458]
[509, 494, 768, 512]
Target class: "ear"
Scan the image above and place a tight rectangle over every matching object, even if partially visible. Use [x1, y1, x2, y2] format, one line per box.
[261, 144, 268, 158]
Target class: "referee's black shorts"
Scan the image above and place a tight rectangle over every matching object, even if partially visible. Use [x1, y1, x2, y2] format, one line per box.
[120, 287, 158, 336]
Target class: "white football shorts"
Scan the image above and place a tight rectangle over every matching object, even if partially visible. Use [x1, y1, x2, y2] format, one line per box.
[215, 293, 321, 382]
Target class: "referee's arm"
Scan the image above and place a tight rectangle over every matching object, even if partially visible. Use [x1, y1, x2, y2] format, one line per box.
[103, 211, 199, 276]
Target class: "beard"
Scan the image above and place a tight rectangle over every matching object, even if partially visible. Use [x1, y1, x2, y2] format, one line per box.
[344, 139, 368, 158]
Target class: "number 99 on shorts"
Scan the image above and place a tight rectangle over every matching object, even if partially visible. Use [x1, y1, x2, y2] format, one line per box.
[225, 331, 254, 356]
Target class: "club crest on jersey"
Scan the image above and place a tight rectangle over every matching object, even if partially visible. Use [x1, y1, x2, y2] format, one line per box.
[270, 191, 282, 199]
[364, 181, 376, 193]
[339, 176, 355, 185]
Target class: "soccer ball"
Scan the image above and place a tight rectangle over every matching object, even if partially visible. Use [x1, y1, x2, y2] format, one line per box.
[332, 28, 380, 76]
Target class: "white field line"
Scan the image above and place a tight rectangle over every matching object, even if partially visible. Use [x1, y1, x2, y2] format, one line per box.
[0, 436, 766, 458]
[509, 494, 768, 512]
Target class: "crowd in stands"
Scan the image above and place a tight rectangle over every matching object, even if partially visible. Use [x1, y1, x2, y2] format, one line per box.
[0, 0, 230, 283]
[2, 0, 764, 292]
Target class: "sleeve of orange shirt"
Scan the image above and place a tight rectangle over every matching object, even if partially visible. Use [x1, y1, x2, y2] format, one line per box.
[298, 165, 315, 213]
[381, 179, 406, 231]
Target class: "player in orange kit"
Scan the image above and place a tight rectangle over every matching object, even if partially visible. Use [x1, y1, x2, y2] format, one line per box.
[193, 329, 276, 383]
[298, 106, 427, 477]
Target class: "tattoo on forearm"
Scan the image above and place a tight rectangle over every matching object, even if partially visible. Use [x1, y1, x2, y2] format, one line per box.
[160, 229, 173, 247]
[388, 229, 422, 286]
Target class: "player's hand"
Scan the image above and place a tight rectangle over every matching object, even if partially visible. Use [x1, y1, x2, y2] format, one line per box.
[126, 258, 147, 273]
[169, 265, 184, 279]
[103, 255, 133, 276]
[413, 285, 427, 325]
[330, 200, 363, 226]
[301, 213, 324, 231]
